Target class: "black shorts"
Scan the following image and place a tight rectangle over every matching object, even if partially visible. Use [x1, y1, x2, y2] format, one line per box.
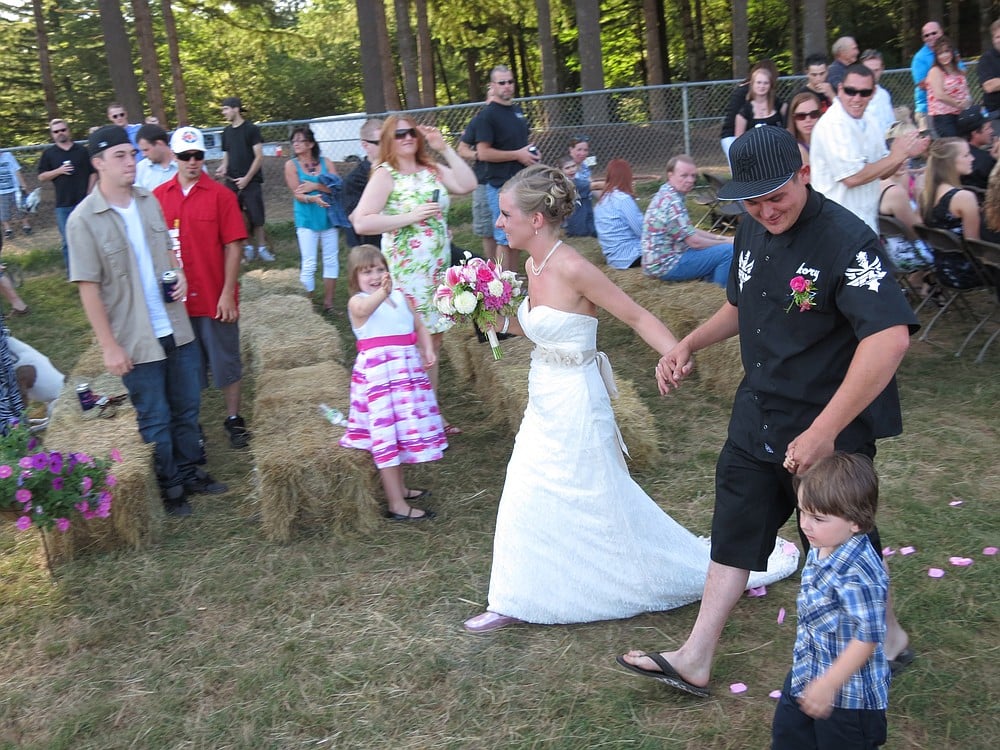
[227, 179, 265, 229]
[711, 439, 881, 571]
[190, 316, 242, 389]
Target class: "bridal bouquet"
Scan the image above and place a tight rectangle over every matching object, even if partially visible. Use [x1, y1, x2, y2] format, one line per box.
[433, 253, 524, 359]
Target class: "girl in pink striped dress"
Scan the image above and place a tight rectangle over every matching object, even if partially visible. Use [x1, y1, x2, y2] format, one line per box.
[340, 245, 447, 521]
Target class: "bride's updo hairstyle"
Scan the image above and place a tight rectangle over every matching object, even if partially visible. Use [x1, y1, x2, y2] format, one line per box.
[502, 164, 578, 226]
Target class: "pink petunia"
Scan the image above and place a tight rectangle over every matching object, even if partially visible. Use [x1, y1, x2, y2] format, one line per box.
[18, 456, 32, 469]
[106, 475, 117, 487]
[0, 464, 11, 478]
[55, 518, 70, 532]
[15, 516, 31, 531]
[81, 476, 93, 493]
[15, 488, 31, 504]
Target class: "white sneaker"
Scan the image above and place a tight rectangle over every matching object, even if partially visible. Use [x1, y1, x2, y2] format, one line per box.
[257, 247, 275, 262]
[243, 245, 256, 262]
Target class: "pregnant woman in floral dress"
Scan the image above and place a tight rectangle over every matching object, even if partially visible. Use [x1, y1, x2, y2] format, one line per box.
[352, 115, 476, 433]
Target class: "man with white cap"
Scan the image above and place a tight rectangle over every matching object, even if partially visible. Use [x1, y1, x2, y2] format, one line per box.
[154, 126, 251, 451]
[67, 125, 223, 517]
[618, 126, 919, 697]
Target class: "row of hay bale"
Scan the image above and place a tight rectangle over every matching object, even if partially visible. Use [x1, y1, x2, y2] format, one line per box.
[603, 269, 744, 401]
[441, 324, 662, 471]
[39, 344, 161, 564]
[239, 269, 382, 542]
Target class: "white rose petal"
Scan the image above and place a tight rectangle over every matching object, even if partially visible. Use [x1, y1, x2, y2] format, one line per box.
[487, 279, 504, 297]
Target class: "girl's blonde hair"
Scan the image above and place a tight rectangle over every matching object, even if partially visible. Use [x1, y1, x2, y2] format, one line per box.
[919, 137, 966, 224]
[346, 244, 389, 295]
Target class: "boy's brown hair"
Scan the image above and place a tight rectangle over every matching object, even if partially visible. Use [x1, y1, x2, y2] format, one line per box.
[794, 452, 879, 532]
[346, 244, 389, 295]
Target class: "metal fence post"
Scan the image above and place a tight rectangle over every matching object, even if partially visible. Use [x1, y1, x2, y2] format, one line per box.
[682, 83, 691, 156]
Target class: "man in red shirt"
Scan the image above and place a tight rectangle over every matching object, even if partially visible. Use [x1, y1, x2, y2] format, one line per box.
[154, 127, 251, 449]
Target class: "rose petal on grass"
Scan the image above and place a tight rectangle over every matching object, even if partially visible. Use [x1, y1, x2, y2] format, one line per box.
[746, 585, 767, 598]
[777, 607, 786, 624]
[948, 557, 973, 567]
[730, 682, 748, 694]
[882, 546, 895, 557]
[769, 690, 782, 700]
[984, 547, 998, 556]
[928, 568, 945, 578]
[949, 499, 964, 506]
[900, 546, 916, 555]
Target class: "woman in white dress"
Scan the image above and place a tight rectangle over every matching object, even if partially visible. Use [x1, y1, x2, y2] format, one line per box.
[463, 165, 798, 633]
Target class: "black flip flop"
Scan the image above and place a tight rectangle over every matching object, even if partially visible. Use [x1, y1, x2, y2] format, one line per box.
[889, 647, 915, 676]
[615, 653, 711, 698]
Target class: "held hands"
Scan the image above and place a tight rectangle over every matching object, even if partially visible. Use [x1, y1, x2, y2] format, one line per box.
[655, 341, 695, 395]
[797, 676, 837, 719]
[782, 426, 835, 475]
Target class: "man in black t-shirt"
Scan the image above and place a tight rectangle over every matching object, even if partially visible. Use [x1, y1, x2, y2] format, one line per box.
[978, 19, 1000, 129]
[342, 118, 383, 248]
[215, 96, 271, 262]
[37, 118, 95, 273]
[475, 65, 540, 269]
[458, 86, 498, 261]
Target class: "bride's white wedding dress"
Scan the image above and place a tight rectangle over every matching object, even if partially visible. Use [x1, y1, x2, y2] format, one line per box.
[485, 301, 799, 624]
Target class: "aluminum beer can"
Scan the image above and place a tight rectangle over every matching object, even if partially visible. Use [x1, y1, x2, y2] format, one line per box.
[76, 383, 97, 411]
[161, 269, 178, 303]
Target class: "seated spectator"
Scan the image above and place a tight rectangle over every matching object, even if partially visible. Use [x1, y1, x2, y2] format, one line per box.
[641, 155, 734, 287]
[560, 157, 596, 237]
[878, 147, 935, 295]
[721, 59, 778, 160]
[786, 91, 822, 164]
[957, 106, 997, 191]
[735, 64, 783, 137]
[793, 53, 834, 113]
[566, 136, 604, 194]
[594, 159, 643, 269]
[919, 137, 998, 286]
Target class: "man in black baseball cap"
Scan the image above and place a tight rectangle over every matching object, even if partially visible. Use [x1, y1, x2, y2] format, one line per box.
[619, 125, 919, 696]
[957, 106, 997, 190]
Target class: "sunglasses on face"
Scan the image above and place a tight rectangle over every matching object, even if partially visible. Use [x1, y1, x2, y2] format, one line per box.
[51, 128, 68, 134]
[493, 79, 515, 86]
[842, 86, 873, 98]
[794, 110, 822, 121]
[176, 151, 204, 162]
[394, 127, 418, 140]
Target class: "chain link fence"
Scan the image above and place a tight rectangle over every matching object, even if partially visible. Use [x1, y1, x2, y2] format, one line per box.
[3, 66, 977, 235]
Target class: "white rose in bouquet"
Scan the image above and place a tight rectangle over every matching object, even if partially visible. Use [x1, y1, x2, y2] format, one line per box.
[453, 290, 478, 315]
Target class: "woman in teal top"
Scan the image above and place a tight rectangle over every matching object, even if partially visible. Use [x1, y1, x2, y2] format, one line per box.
[284, 126, 340, 314]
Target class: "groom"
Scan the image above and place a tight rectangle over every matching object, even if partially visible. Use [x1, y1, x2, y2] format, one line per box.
[617, 126, 919, 696]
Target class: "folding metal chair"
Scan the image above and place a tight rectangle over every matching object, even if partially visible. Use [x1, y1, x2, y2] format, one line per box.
[960, 237, 1000, 363]
[702, 173, 744, 233]
[877, 214, 935, 313]
[913, 224, 995, 356]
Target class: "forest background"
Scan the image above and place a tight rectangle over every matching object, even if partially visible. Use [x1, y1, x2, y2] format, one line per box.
[1, 0, 1000, 148]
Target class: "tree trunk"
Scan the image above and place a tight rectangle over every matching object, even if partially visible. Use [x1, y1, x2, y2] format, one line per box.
[357, 0, 386, 112]
[642, 0, 665, 86]
[949, 0, 959, 44]
[97, 0, 142, 117]
[131, 0, 166, 124]
[981, 0, 993, 53]
[536, 0, 558, 95]
[575, 0, 607, 126]
[928, 1, 945, 30]
[676, 0, 706, 80]
[374, 0, 400, 110]
[788, 0, 800, 73]
[414, 0, 434, 106]
[464, 48, 482, 102]
[394, 0, 420, 108]
[901, 0, 916, 59]
[802, 0, 827, 64]
[31, 0, 59, 120]
[732, 0, 749, 78]
[691, 0, 707, 79]
[161, 0, 189, 126]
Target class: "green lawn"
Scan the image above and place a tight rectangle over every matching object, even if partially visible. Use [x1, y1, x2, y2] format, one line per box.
[1, 221, 997, 749]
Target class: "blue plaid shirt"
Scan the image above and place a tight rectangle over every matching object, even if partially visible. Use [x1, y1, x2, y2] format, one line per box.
[790, 533, 890, 710]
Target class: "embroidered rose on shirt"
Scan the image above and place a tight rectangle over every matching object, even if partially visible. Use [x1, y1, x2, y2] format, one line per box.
[786, 275, 817, 312]
[845, 251, 887, 291]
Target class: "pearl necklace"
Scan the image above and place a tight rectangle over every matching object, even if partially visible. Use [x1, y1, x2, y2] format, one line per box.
[528, 239, 563, 276]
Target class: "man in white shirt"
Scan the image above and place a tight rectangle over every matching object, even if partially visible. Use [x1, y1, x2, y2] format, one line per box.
[860, 49, 896, 138]
[810, 64, 927, 233]
[135, 124, 178, 191]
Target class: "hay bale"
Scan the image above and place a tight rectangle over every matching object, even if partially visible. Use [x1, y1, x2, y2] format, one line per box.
[239, 267, 305, 301]
[461, 333, 660, 469]
[40, 344, 161, 565]
[604, 271, 744, 400]
[252, 361, 381, 542]
[240, 295, 343, 374]
[441, 324, 480, 384]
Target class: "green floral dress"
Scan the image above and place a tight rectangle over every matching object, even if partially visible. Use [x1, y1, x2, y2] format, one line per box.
[379, 164, 453, 334]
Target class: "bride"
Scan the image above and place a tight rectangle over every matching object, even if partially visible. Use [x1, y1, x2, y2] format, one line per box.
[463, 165, 798, 633]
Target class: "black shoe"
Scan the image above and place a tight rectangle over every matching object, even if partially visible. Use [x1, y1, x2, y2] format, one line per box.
[185, 470, 228, 495]
[164, 499, 193, 517]
[384, 508, 437, 522]
[224, 415, 251, 449]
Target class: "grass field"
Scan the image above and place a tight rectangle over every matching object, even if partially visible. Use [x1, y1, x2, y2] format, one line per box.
[0, 215, 998, 749]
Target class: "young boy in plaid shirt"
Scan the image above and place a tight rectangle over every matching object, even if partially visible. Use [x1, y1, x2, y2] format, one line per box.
[772, 452, 890, 749]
